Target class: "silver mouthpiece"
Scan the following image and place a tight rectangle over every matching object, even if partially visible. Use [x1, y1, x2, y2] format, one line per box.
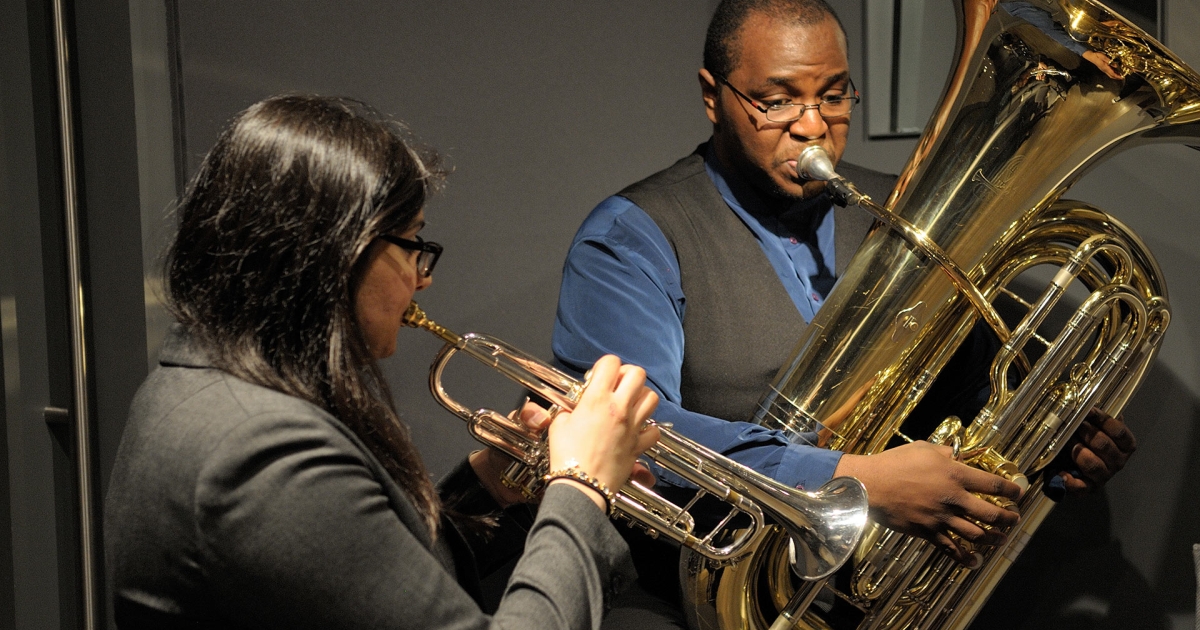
[796, 145, 863, 208]
[796, 145, 837, 181]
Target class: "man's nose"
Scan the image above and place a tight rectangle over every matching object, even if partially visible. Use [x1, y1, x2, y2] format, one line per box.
[787, 105, 828, 140]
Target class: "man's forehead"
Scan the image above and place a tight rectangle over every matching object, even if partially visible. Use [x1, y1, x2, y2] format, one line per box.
[728, 15, 849, 84]
[760, 69, 850, 89]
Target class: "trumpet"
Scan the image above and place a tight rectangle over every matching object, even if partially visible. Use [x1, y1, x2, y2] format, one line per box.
[402, 301, 869, 579]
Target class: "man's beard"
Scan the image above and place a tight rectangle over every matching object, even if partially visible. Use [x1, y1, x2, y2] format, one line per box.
[749, 160, 827, 207]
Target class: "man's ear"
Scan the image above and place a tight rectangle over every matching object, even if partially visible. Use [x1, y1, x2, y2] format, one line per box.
[699, 68, 720, 125]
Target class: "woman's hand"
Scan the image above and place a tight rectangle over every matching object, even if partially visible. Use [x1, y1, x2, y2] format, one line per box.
[469, 402, 552, 508]
[546, 355, 660, 511]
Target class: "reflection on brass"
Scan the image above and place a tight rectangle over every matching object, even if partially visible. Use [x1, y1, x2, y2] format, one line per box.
[680, 0, 1195, 628]
[1064, 0, 1200, 119]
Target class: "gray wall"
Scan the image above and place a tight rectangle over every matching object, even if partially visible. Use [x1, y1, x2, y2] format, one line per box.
[170, 0, 723, 480]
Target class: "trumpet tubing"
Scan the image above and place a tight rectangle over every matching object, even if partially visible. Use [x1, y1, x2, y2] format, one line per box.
[401, 301, 870, 580]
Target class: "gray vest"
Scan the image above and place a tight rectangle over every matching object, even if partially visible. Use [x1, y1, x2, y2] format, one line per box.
[620, 149, 894, 422]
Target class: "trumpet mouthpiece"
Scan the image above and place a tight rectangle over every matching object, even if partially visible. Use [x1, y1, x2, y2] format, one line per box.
[401, 302, 428, 328]
[401, 301, 461, 344]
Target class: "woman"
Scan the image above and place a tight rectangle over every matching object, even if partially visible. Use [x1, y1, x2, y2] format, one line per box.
[104, 94, 659, 629]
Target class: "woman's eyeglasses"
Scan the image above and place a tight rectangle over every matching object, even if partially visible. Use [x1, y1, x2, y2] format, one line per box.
[379, 234, 443, 278]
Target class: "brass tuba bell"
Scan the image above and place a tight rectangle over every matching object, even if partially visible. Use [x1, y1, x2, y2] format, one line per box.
[680, 0, 1198, 628]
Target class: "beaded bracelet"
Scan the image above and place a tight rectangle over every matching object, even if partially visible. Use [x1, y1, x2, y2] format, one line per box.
[543, 463, 616, 516]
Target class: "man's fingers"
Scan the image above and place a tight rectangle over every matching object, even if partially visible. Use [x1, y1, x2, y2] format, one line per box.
[1072, 443, 1114, 486]
[960, 466, 1024, 502]
[930, 443, 956, 459]
[956, 492, 1021, 529]
[943, 516, 1008, 547]
[1076, 423, 1130, 470]
[932, 533, 976, 567]
[1058, 470, 1092, 493]
[1090, 410, 1137, 453]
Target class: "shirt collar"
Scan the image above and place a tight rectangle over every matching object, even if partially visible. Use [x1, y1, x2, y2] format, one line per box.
[158, 323, 216, 369]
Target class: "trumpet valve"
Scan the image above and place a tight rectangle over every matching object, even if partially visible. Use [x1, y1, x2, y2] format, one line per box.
[500, 459, 547, 501]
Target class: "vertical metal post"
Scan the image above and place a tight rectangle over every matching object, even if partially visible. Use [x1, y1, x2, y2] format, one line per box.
[49, 0, 100, 627]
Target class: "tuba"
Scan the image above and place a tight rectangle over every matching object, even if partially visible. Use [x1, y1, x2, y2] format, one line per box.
[681, 0, 1198, 628]
[401, 302, 870, 580]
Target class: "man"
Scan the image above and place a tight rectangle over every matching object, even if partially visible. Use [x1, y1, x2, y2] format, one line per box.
[553, 0, 1136, 625]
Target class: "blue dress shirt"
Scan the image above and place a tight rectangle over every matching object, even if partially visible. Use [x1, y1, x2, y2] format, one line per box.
[553, 147, 844, 491]
[1001, 2, 1089, 56]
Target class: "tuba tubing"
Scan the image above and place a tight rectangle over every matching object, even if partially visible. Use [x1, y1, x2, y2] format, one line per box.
[402, 301, 870, 579]
[681, 0, 1196, 628]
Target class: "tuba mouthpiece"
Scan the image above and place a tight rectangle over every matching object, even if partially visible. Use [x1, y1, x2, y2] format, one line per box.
[796, 145, 864, 207]
[796, 145, 838, 182]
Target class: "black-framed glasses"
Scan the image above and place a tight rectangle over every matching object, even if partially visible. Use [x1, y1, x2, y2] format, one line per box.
[379, 234, 443, 278]
[719, 77, 859, 122]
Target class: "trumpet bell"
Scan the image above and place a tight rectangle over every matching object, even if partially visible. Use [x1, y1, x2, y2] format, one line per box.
[785, 476, 870, 580]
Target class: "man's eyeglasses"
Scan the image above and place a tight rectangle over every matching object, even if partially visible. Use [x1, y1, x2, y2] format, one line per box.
[719, 77, 859, 122]
[379, 234, 443, 278]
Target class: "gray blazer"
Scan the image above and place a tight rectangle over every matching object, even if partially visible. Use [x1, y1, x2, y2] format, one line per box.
[104, 326, 636, 630]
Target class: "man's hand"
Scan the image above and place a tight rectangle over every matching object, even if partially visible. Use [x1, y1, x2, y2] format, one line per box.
[1054, 408, 1137, 494]
[834, 441, 1023, 566]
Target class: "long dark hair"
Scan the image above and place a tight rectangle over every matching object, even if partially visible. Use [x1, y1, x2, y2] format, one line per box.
[165, 94, 444, 534]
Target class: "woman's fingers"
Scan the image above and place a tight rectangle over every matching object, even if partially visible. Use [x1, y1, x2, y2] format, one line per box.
[629, 461, 657, 487]
[635, 423, 661, 457]
[632, 388, 659, 426]
[546, 355, 661, 495]
[592, 359, 658, 431]
[613, 363, 648, 403]
[515, 399, 551, 432]
[584, 354, 623, 393]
